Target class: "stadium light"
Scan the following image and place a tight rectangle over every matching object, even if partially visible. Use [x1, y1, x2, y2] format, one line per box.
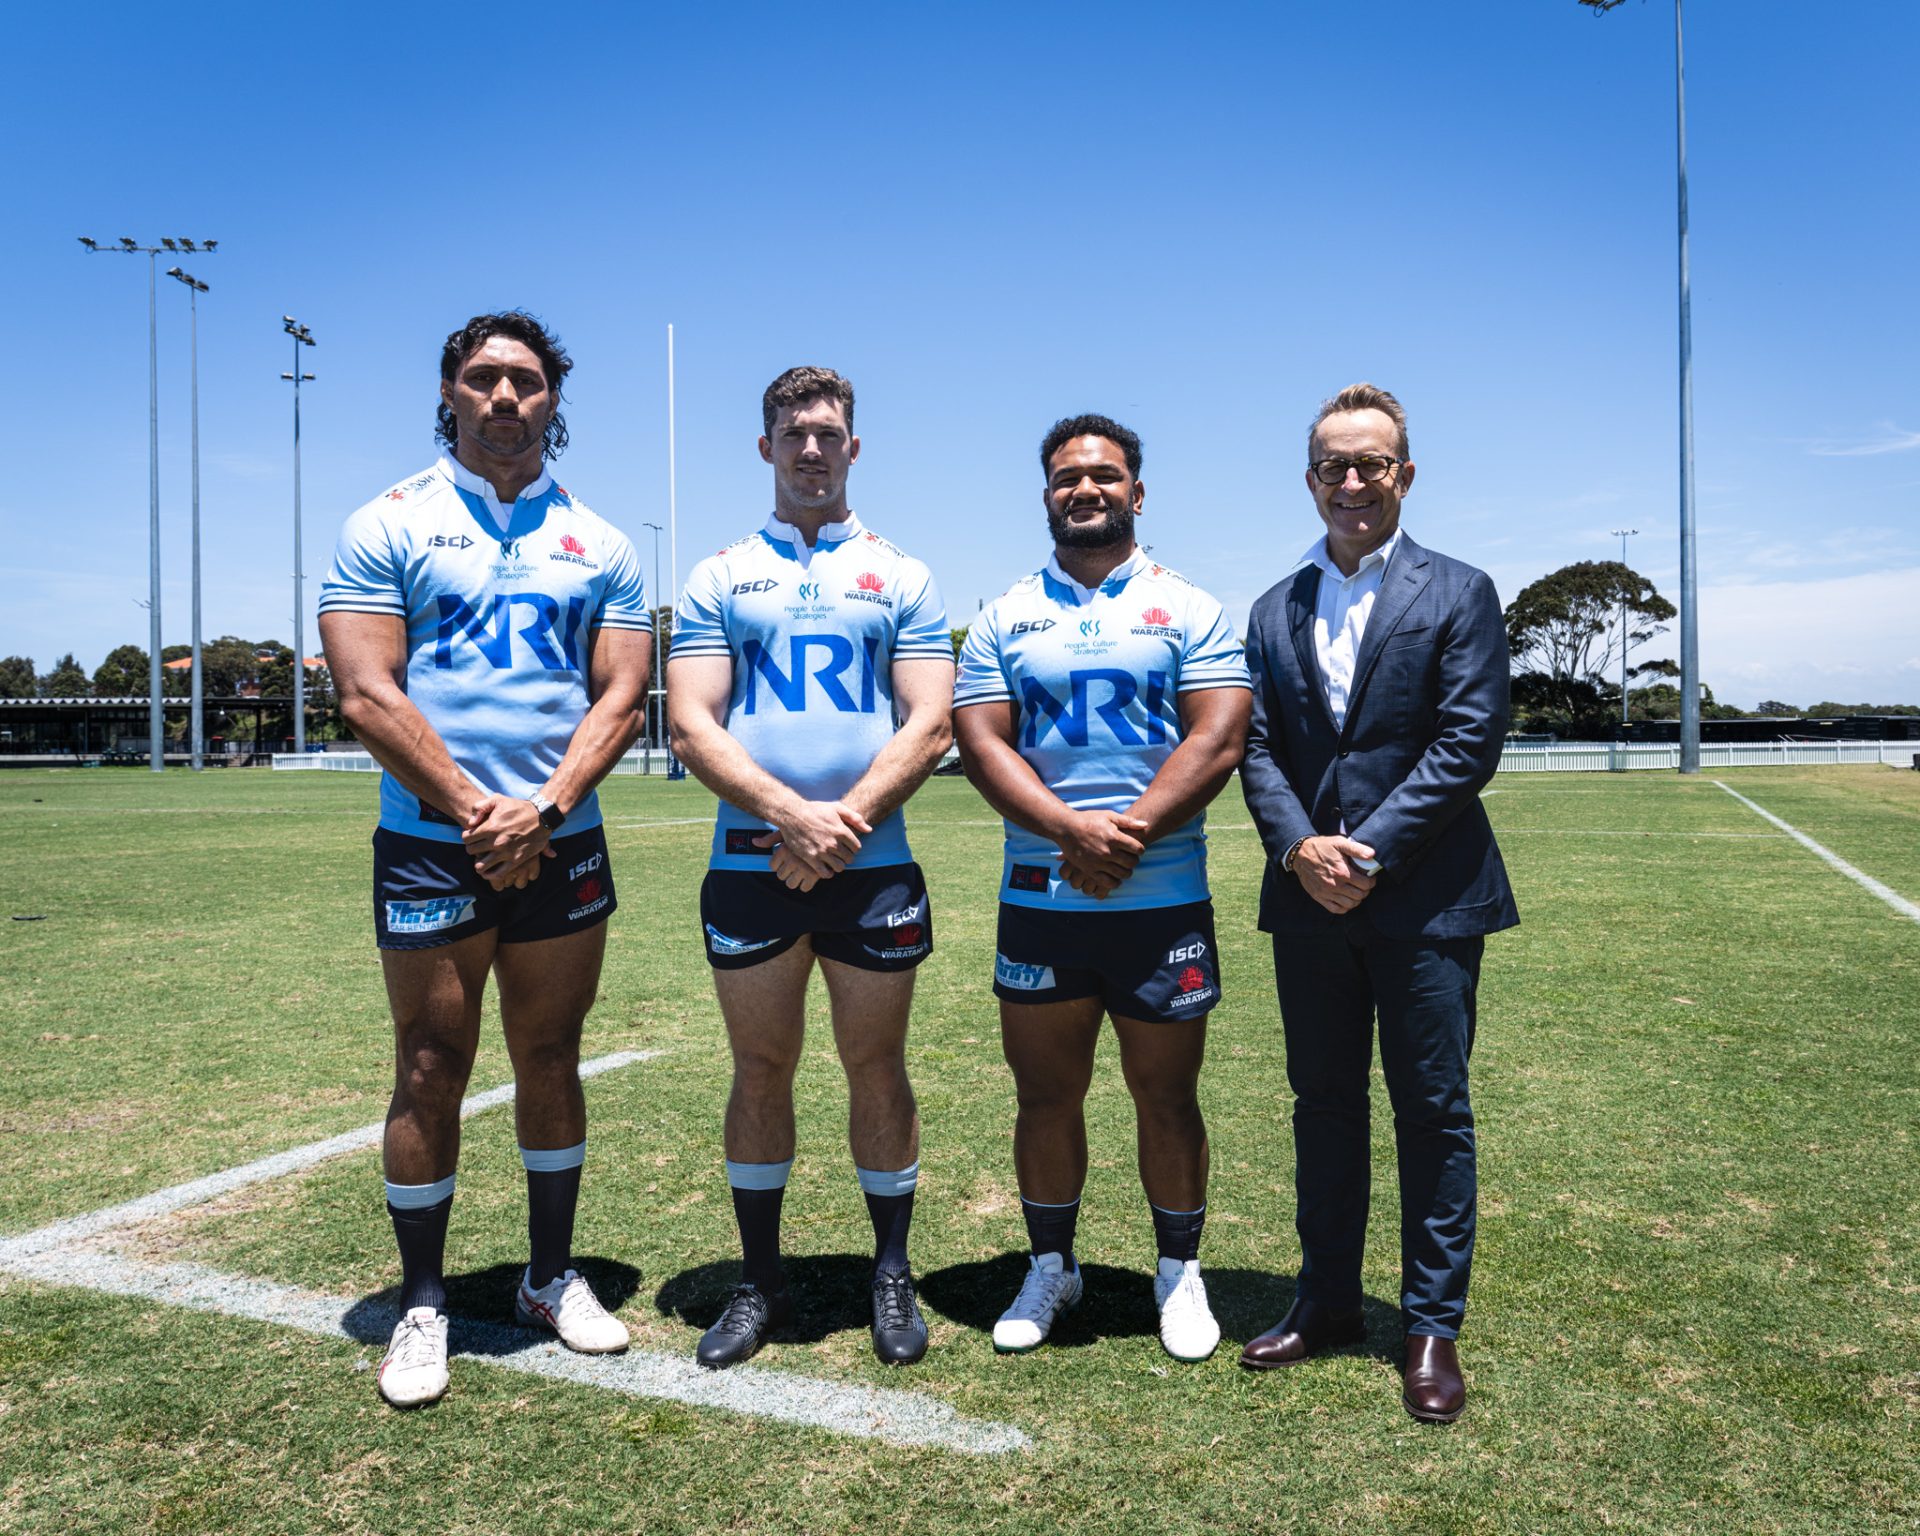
[168, 267, 210, 771]
[642, 521, 665, 744]
[281, 316, 317, 752]
[77, 233, 219, 771]
[1674, 0, 1701, 773]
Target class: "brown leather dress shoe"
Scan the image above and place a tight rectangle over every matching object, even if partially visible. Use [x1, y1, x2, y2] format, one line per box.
[1401, 1335, 1465, 1422]
[1238, 1298, 1367, 1369]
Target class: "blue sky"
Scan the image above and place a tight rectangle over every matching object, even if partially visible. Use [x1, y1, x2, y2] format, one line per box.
[8, 0, 1917, 708]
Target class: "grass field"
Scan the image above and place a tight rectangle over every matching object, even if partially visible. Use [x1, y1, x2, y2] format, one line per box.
[2, 764, 1916, 1534]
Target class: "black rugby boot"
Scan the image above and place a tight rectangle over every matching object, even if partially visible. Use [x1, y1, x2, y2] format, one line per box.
[696, 1282, 794, 1369]
[870, 1269, 928, 1365]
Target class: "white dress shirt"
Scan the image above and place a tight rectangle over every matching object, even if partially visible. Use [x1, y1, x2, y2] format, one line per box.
[1299, 527, 1404, 734]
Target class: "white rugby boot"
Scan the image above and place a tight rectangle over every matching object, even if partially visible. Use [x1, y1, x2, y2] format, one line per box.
[1153, 1257, 1221, 1362]
[515, 1268, 631, 1354]
[378, 1307, 451, 1407]
[992, 1251, 1083, 1353]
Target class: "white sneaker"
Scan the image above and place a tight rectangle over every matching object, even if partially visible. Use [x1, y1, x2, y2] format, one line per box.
[993, 1252, 1083, 1353]
[378, 1306, 450, 1407]
[515, 1268, 630, 1354]
[1154, 1257, 1221, 1362]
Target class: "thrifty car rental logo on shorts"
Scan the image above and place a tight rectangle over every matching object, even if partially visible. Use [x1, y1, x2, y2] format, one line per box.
[995, 954, 1056, 991]
[706, 924, 778, 957]
[385, 897, 477, 935]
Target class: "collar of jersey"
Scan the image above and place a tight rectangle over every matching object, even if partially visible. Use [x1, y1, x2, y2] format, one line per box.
[1293, 526, 1404, 586]
[760, 510, 864, 556]
[438, 452, 555, 539]
[1045, 545, 1150, 606]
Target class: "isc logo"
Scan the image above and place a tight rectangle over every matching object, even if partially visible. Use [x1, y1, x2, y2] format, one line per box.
[1167, 940, 1207, 963]
[434, 593, 588, 672]
[743, 634, 883, 715]
[1021, 668, 1172, 748]
[1010, 619, 1056, 636]
[732, 578, 779, 595]
[568, 852, 604, 880]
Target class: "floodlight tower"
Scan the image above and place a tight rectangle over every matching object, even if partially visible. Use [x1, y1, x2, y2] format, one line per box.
[167, 264, 211, 770]
[642, 520, 664, 743]
[281, 317, 316, 752]
[77, 234, 220, 769]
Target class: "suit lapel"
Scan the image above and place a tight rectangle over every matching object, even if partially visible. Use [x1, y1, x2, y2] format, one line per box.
[1343, 537, 1433, 734]
[1286, 564, 1337, 732]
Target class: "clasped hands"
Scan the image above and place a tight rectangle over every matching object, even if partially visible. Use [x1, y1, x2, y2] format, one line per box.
[1292, 834, 1379, 914]
[462, 793, 555, 891]
[754, 800, 874, 891]
[1057, 809, 1151, 900]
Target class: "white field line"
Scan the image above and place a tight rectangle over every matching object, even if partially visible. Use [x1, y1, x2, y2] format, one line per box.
[0, 1045, 1031, 1455]
[609, 818, 717, 828]
[1713, 781, 1920, 925]
[0, 1051, 657, 1266]
[1495, 829, 1784, 838]
[5, 1247, 1029, 1455]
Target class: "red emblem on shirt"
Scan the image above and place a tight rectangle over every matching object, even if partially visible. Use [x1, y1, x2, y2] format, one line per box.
[559, 534, 587, 556]
[857, 572, 884, 593]
[1141, 606, 1172, 627]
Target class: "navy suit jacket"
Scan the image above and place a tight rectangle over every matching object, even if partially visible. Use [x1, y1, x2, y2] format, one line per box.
[1241, 534, 1518, 941]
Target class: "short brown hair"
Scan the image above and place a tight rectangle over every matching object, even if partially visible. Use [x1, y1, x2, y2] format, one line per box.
[762, 365, 855, 437]
[1308, 382, 1409, 460]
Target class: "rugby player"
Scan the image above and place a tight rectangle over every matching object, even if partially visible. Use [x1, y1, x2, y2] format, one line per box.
[953, 415, 1251, 1362]
[318, 312, 651, 1408]
[667, 366, 953, 1368]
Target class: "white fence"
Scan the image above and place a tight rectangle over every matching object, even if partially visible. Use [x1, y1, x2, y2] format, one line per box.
[1496, 740, 1918, 773]
[277, 741, 1919, 776]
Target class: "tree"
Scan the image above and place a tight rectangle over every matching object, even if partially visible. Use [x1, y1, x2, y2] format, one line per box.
[39, 654, 90, 697]
[1505, 561, 1677, 719]
[92, 644, 149, 697]
[1754, 700, 1799, 717]
[200, 635, 264, 697]
[950, 626, 969, 660]
[1576, 0, 1631, 11]
[0, 656, 36, 698]
[160, 644, 192, 698]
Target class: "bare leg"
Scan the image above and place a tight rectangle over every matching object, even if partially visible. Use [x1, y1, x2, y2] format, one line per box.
[1111, 1011, 1210, 1212]
[999, 997, 1105, 1204]
[819, 958, 919, 1172]
[712, 940, 816, 1164]
[494, 921, 608, 1152]
[380, 931, 496, 1183]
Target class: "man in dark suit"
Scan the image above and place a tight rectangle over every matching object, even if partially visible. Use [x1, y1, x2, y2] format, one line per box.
[1238, 383, 1517, 1423]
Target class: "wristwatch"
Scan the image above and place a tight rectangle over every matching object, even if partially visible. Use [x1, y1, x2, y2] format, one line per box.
[529, 792, 566, 832]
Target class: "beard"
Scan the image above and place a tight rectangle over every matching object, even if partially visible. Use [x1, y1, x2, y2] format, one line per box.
[470, 412, 543, 457]
[1047, 502, 1134, 550]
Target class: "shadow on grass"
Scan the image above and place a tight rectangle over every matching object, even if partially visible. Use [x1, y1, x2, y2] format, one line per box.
[339, 1256, 645, 1353]
[920, 1255, 1402, 1357]
[654, 1253, 886, 1345]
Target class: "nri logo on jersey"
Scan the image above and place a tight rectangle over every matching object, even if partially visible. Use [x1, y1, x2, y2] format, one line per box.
[434, 594, 593, 671]
[743, 634, 885, 714]
[1021, 669, 1174, 747]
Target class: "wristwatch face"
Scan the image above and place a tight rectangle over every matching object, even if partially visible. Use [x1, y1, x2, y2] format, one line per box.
[533, 796, 565, 831]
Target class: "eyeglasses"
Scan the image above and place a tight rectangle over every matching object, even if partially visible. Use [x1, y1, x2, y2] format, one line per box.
[1310, 455, 1402, 486]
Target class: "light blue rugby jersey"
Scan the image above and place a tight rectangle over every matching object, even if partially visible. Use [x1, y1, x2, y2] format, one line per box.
[674, 512, 951, 871]
[955, 548, 1250, 911]
[317, 454, 652, 843]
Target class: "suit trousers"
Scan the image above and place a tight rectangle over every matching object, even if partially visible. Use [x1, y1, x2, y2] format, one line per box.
[1272, 914, 1482, 1338]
